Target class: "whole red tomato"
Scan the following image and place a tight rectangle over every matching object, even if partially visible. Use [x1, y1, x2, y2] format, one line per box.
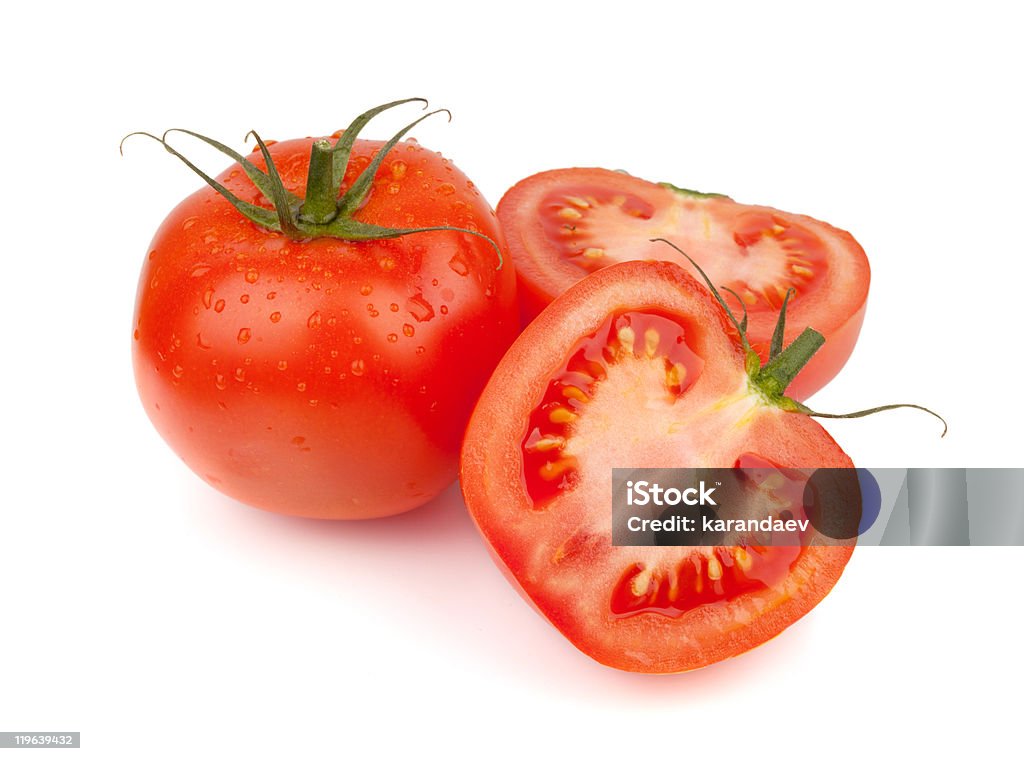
[131, 101, 518, 519]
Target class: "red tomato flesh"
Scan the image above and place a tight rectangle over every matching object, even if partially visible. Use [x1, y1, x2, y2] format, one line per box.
[498, 168, 870, 399]
[461, 261, 854, 672]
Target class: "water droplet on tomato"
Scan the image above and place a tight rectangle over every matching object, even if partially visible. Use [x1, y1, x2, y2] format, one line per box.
[402, 324, 414, 338]
[307, 311, 322, 329]
[415, 346, 425, 355]
[196, 333, 211, 350]
[237, 328, 251, 344]
[214, 299, 226, 313]
[379, 256, 396, 271]
[202, 288, 214, 309]
[386, 333, 398, 343]
[437, 182, 455, 195]
[133, 329, 140, 341]
[172, 364, 184, 379]
[190, 264, 212, 278]
[351, 359, 365, 376]
[406, 294, 434, 322]
[440, 305, 449, 315]
[387, 183, 401, 195]
[215, 373, 227, 390]
[389, 303, 399, 312]
[448, 253, 470, 276]
[244, 269, 259, 284]
[353, 335, 363, 345]
[277, 360, 288, 371]
[267, 291, 277, 300]
[234, 367, 246, 382]
[292, 436, 305, 445]
[297, 381, 307, 392]
[390, 160, 407, 180]
[240, 294, 250, 304]
[270, 311, 282, 323]
[359, 284, 373, 296]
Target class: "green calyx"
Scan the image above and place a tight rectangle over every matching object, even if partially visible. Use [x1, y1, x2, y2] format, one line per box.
[121, 98, 502, 268]
[659, 181, 730, 200]
[650, 238, 948, 437]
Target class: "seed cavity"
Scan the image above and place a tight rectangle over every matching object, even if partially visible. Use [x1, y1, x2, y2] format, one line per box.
[561, 386, 589, 403]
[706, 554, 723, 581]
[548, 407, 577, 424]
[616, 326, 635, 354]
[528, 435, 565, 453]
[734, 547, 753, 572]
[666, 362, 687, 389]
[539, 458, 576, 481]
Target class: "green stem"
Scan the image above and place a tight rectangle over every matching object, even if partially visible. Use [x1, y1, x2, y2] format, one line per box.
[299, 140, 338, 225]
[123, 100, 504, 269]
[757, 327, 824, 397]
[645, 238, 945, 436]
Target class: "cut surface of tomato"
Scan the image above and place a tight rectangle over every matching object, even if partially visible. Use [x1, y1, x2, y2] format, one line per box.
[498, 168, 870, 399]
[461, 261, 855, 673]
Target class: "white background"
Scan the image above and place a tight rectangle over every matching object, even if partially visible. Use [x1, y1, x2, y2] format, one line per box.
[3, 1, 1021, 758]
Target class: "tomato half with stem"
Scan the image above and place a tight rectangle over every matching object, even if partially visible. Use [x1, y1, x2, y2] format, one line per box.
[497, 168, 870, 400]
[130, 100, 518, 519]
[460, 260, 858, 672]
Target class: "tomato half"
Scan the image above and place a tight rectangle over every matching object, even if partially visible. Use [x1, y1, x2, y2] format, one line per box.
[460, 261, 854, 672]
[497, 168, 870, 400]
[133, 116, 518, 519]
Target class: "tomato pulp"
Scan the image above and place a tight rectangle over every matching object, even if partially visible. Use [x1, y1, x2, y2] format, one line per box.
[461, 261, 854, 672]
[497, 168, 870, 399]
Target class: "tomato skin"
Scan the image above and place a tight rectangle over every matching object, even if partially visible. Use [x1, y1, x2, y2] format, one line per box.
[461, 261, 854, 672]
[134, 136, 518, 519]
[497, 167, 870, 400]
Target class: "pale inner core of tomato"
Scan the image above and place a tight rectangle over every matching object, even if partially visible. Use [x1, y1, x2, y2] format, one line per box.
[540, 187, 825, 313]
